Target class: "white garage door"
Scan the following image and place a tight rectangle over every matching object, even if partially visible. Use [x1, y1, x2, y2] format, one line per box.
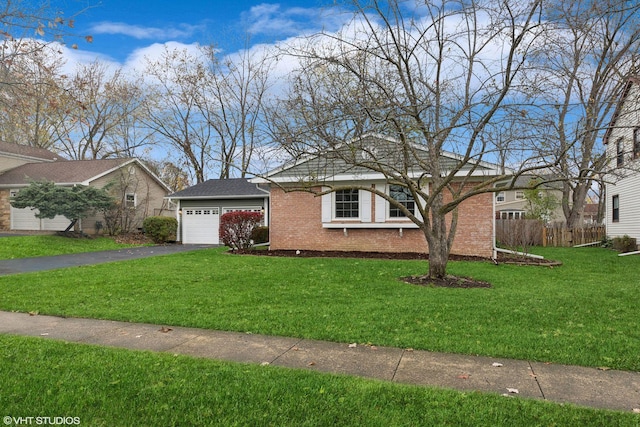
[182, 208, 220, 244]
[10, 206, 70, 231]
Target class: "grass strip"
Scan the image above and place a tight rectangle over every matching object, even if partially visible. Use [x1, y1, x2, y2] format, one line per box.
[0, 335, 636, 426]
[0, 236, 134, 259]
[0, 246, 638, 370]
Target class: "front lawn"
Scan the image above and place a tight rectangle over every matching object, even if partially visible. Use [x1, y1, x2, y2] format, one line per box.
[0, 335, 634, 426]
[0, 246, 638, 371]
[0, 235, 135, 259]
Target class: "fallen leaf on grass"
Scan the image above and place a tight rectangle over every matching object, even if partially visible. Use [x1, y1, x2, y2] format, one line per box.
[632, 408, 640, 413]
[597, 366, 611, 371]
[260, 361, 270, 366]
[29, 311, 38, 316]
[348, 343, 357, 348]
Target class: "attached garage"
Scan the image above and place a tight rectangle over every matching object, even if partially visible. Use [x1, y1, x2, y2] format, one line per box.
[167, 179, 269, 245]
[9, 190, 71, 231]
[181, 207, 220, 244]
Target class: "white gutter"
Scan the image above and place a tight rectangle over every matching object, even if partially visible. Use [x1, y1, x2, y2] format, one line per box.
[573, 241, 600, 248]
[494, 247, 544, 259]
[619, 250, 640, 257]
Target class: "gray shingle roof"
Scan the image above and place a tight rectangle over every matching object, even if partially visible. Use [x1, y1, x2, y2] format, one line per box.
[0, 159, 131, 186]
[0, 141, 64, 162]
[168, 178, 269, 199]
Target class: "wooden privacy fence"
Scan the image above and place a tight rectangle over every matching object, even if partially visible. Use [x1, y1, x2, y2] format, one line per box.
[496, 220, 605, 248]
[542, 224, 606, 247]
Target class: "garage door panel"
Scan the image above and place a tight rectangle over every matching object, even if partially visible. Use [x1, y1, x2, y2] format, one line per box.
[182, 207, 220, 244]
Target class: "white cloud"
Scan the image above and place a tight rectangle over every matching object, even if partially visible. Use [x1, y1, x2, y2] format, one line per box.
[241, 3, 342, 38]
[90, 21, 203, 40]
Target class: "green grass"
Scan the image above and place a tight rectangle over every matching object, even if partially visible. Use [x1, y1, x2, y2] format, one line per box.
[0, 235, 135, 259]
[0, 246, 639, 371]
[0, 335, 635, 426]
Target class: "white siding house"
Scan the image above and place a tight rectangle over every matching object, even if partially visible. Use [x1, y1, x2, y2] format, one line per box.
[603, 77, 640, 246]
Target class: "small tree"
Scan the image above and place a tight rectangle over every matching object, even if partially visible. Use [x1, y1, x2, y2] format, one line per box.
[219, 211, 263, 250]
[10, 181, 114, 232]
[523, 179, 559, 223]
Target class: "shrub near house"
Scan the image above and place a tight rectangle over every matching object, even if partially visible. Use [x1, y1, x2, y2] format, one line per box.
[143, 216, 178, 243]
[219, 211, 263, 250]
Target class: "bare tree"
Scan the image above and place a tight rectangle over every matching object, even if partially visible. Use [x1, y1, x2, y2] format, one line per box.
[143, 47, 216, 183]
[0, 41, 66, 148]
[1, 0, 91, 133]
[49, 61, 150, 159]
[201, 41, 275, 178]
[526, 0, 640, 228]
[269, 0, 548, 279]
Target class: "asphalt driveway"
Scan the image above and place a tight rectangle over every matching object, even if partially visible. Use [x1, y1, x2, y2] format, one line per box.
[0, 244, 216, 276]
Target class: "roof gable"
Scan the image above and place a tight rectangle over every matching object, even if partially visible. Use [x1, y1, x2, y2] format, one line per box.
[603, 76, 640, 145]
[0, 141, 64, 162]
[258, 134, 502, 183]
[0, 158, 171, 192]
[168, 178, 269, 199]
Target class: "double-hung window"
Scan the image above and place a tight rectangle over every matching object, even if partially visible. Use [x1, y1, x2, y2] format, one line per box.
[617, 138, 624, 167]
[125, 193, 136, 208]
[389, 185, 415, 217]
[634, 128, 640, 159]
[335, 189, 359, 218]
[612, 195, 619, 222]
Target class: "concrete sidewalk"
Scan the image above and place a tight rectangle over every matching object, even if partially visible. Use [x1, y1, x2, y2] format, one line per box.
[1, 311, 638, 413]
[0, 244, 215, 276]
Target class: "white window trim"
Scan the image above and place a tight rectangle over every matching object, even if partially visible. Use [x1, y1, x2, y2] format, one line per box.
[320, 183, 425, 227]
[375, 183, 425, 223]
[496, 191, 505, 202]
[330, 188, 365, 221]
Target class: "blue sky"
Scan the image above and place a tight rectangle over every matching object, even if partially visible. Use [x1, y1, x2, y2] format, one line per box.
[58, 0, 336, 65]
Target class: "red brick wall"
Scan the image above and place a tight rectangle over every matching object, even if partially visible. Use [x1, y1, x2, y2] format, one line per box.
[269, 185, 494, 257]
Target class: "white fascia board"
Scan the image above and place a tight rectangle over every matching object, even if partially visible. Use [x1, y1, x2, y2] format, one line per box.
[322, 222, 420, 229]
[164, 194, 269, 200]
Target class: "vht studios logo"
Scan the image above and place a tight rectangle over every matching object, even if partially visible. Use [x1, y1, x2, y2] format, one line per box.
[3, 416, 80, 426]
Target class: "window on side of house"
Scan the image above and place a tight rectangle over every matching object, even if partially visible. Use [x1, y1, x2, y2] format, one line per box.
[389, 185, 415, 217]
[612, 195, 619, 222]
[496, 191, 505, 202]
[125, 193, 136, 208]
[616, 138, 624, 166]
[634, 128, 640, 159]
[335, 189, 359, 218]
[515, 191, 525, 200]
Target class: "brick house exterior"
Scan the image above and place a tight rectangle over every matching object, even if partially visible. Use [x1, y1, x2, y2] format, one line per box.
[255, 135, 499, 258]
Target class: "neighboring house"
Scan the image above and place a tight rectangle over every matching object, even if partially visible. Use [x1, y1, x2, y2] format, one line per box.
[167, 178, 269, 244]
[603, 76, 640, 245]
[0, 141, 172, 233]
[251, 134, 501, 258]
[494, 175, 564, 223]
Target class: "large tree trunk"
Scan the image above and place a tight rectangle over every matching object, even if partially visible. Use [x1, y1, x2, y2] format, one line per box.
[424, 205, 451, 280]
